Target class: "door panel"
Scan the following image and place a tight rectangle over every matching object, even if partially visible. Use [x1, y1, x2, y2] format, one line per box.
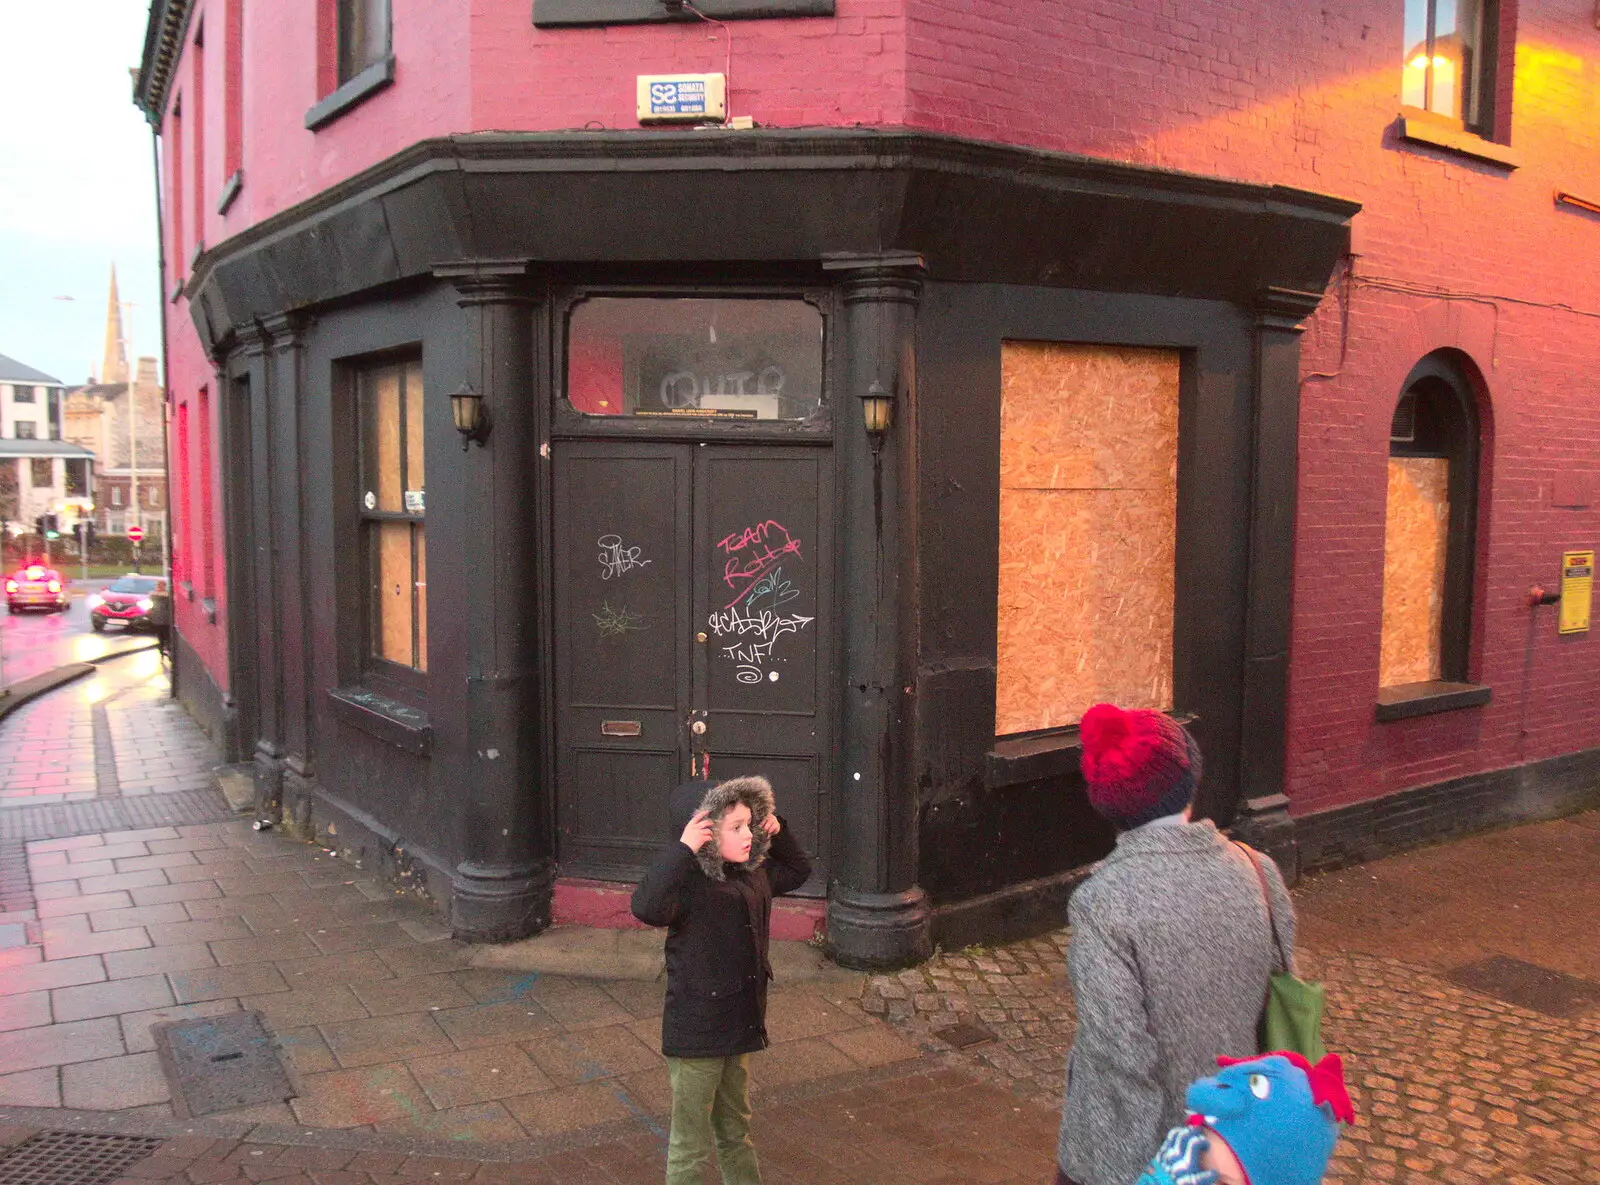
[553, 444, 691, 877]
[553, 442, 831, 889]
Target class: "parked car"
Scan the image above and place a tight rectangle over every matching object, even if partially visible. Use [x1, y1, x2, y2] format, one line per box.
[88, 574, 164, 632]
[5, 565, 68, 613]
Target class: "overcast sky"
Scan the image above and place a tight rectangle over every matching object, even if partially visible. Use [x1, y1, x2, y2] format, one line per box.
[1, 2, 162, 386]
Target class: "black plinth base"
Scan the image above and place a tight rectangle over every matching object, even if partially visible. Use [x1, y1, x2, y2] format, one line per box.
[451, 859, 554, 943]
[1229, 793, 1299, 885]
[828, 884, 933, 971]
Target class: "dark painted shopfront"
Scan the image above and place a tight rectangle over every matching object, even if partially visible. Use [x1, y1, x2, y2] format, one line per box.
[189, 131, 1354, 968]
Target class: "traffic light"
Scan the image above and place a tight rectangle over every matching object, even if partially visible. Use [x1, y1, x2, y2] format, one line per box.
[42, 514, 59, 540]
[34, 515, 43, 537]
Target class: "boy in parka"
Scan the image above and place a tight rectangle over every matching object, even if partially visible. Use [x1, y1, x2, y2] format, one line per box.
[631, 775, 812, 1185]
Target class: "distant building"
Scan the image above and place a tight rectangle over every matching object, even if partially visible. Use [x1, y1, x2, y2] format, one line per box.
[61, 268, 169, 544]
[0, 352, 66, 444]
[0, 440, 95, 541]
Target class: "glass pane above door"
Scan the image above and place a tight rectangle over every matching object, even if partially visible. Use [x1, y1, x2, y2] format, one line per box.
[567, 297, 823, 421]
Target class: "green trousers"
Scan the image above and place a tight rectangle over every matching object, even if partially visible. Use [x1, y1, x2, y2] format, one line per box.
[665, 1054, 761, 1185]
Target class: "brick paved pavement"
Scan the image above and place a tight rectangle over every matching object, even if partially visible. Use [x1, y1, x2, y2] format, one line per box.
[0, 652, 215, 807]
[0, 668, 1595, 1183]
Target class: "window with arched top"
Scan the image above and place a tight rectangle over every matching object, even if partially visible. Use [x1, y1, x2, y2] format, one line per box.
[1377, 353, 1487, 714]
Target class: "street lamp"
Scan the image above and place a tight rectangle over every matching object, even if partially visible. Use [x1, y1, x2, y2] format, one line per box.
[450, 382, 489, 449]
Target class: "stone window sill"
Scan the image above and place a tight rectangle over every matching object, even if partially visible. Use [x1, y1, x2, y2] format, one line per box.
[216, 170, 243, 216]
[534, 0, 833, 25]
[305, 56, 395, 132]
[1375, 680, 1492, 722]
[328, 685, 432, 756]
[1396, 111, 1520, 170]
[988, 711, 1197, 789]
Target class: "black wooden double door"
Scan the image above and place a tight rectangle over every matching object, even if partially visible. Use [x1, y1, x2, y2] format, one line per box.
[552, 442, 832, 890]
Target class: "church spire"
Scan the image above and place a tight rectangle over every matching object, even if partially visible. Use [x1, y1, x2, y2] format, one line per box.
[101, 265, 128, 384]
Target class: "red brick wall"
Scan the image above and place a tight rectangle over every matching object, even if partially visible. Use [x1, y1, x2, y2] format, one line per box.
[159, 0, 1600, 809]
[902, 0, 1600, 813]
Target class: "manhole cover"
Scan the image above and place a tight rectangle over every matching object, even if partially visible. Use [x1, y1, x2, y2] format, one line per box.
[935, 1020, 997, 1049]
[0, 1131, 163, 1185]
[151, 1010, 295, 1118]
[1444, 955, 1600, 1019]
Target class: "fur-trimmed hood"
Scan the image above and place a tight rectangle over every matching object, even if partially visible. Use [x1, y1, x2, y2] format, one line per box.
[669, 776, 776, 882]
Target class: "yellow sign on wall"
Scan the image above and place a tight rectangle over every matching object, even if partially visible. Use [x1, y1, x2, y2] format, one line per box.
[1559, 550, 1594, 635]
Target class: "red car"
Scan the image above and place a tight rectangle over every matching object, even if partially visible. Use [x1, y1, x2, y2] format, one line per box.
[5, 565, 68, 613]
[88, 574, 165, 632]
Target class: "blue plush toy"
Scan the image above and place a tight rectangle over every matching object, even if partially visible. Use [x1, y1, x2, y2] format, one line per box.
[1136, 1052, 1356, 1185]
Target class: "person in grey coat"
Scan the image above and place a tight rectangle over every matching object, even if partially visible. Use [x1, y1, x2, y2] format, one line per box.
[1054, 704, 1295, 1185]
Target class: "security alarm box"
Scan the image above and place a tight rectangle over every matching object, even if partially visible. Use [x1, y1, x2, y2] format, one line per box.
[637, 74, 726, 123]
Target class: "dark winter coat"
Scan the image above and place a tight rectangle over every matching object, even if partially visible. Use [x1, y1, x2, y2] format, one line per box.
[630, 776, 812, 1059]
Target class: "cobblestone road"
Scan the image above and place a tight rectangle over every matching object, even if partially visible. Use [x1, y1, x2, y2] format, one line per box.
[862, 813, 1600, 1185]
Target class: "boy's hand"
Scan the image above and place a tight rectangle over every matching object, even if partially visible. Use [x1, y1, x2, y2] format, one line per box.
[680, 809, 714, 852]
[759, 814, 781, 836]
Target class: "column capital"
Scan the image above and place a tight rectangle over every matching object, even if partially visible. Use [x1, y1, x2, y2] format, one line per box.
[823, 252, 926, 305]
[233, 320, 272, 358]
[1255, 285, 1324, 333]
[258, 311, 310, 349]
[432, 259, 540, 308]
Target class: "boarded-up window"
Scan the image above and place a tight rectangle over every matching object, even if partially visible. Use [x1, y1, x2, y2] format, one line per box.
[357, 359, 426, 672]
[996, 342, 1179, 735]
[1379, 458, 1450, 685]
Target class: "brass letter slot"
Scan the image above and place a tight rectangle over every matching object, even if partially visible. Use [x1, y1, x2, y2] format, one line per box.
[601, 720, 642, 737]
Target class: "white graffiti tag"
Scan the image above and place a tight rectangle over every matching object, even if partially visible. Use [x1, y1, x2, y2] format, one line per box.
[598, 535, 652, 580]
[708, 603, 815, 684]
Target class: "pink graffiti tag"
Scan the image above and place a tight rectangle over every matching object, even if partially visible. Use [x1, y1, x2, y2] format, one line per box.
[717, 520, 802, 609]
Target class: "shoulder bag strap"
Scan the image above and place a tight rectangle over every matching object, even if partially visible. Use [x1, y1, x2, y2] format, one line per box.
[1234, 841, 1288, 974]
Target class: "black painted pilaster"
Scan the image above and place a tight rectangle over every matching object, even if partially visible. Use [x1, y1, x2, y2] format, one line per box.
[822, 253, 932, 970]
[261, 314, 314, 792]
[434, 263, 553, 942]
[235, 322, 284, 816]
[1232, 286, 1322, 880]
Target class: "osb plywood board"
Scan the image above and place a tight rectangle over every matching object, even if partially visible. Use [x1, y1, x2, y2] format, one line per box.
[1379, 456, 1450, 686]
[996, 342, 1179, 735]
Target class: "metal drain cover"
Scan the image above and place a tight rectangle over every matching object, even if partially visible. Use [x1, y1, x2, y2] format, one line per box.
[0, 1131, 163, 1185]
[151, 1010, 295, 1118]
[1445, 955, 1600, 1018]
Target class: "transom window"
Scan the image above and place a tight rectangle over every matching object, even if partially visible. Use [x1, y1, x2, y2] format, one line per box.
[357, 357, 427, 673]
[1403, 0, 1497, 134]
[567, 298, 823, 422]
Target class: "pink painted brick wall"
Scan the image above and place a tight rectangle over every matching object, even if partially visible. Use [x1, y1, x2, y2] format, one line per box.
[159, 0, 1600, 814]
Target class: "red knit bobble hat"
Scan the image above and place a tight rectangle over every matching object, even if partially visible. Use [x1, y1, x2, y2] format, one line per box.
[1079, 703, 1202, 830]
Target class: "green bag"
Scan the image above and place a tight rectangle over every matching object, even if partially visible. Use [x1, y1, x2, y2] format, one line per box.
[1237, 842, 1327, 1063]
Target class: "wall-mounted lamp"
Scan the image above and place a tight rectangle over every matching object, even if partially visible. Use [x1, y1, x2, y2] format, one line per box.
[451, 382, 489, 450]
[859, 380, 894, 452]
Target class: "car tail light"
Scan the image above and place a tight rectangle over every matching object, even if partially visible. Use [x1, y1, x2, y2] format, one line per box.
[47, 580, 61, 593]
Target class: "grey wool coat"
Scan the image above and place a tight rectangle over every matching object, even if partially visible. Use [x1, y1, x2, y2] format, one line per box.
[1056, 819, 1295, 1185]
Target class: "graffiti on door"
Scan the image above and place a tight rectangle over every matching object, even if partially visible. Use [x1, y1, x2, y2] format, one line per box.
[710, 520, 813, 683]
[597, 534, 652, 580]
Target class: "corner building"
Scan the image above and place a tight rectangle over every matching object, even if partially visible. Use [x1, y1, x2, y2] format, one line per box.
[139, 0, 1600, 967]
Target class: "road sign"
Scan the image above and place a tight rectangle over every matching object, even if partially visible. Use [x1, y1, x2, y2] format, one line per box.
[127, 525, 146, 542]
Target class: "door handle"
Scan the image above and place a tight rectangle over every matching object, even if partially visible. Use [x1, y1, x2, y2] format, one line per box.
[696, 631, 708, 643]
[691, 720, 707, 735]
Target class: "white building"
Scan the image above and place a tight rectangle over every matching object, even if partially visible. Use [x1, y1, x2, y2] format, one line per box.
[0, 439, 96, 536]
[0, 353, 67, 442]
